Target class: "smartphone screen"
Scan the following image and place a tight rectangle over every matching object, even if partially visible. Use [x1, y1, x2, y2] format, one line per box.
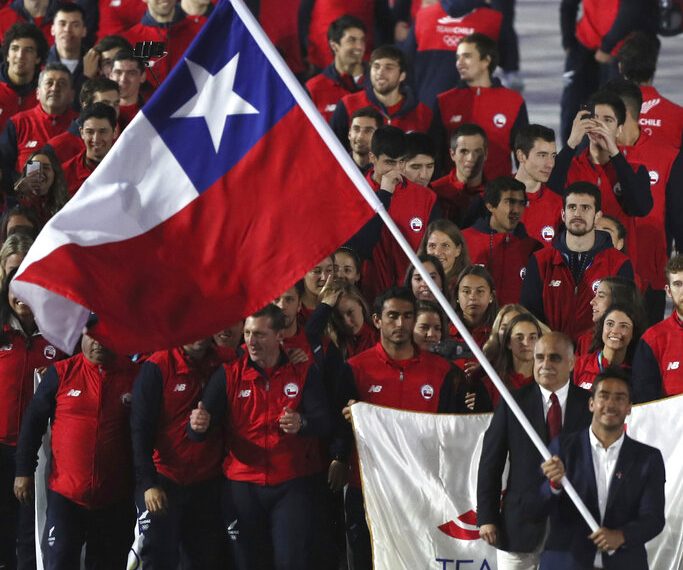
[26, 160, 41, 176]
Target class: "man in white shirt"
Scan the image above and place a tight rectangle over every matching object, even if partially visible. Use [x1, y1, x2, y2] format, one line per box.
[539, 368, 665, 570]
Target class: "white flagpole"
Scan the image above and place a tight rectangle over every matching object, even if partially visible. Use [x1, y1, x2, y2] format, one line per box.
[229, 0, 599, 534]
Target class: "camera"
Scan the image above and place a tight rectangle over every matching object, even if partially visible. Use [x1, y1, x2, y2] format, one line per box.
[133, 42, 167, 63]
[433, 339, 475, 360]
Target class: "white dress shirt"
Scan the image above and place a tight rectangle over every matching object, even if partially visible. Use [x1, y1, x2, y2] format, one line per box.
[538, 380, 570, 423]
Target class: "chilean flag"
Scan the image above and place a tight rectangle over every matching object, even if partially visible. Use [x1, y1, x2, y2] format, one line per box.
[11, 0, 378, 354]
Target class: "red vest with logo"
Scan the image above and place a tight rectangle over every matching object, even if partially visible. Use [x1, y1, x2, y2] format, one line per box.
[521, 184, 563, 248]
[414, 4, 502, 52]
[640, 312, 683, 397]
[0, 81, 36, 133]
[638, 86, 683, 149]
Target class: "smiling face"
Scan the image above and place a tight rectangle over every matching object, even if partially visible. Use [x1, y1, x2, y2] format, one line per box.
[590, 281, 612, 322]
[413, 310, 442, 352]
[370, 57, 405, 96]
[426, 230, 461, 274]
[410, 261, 442, 301]
[590, 377, 631, 433]
[601, 310, 633, 353]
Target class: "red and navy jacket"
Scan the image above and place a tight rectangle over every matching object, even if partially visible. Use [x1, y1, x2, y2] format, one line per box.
[97, 0, 146, 40]
[463, 217, 542, 306]
[0, 63, 37, 133]
[330, 83, 433, 145]
[305, 63, 366, 123]
[632, 311, 683, 402]
[250, 0, 305, 76]
[575, 329, 593, 356]
[15, 354, 138, 508]
[435, 79, 528, 179]
[560, 0, 656, 55]
[521, 183, 563, 248]
[639, 85, 683, 149]
[61, 149, 95, 196]
[520, 230, 633, 342]
[131, 347, 223, 490]
[45, 119, 82, 164]
[0, 0, 56, 47]
[431, 168, 485, 228]
[620, 133, 681, 291]
[400, 0, 502, 107]
[573, 350, 630, 391]
[548, 144, 652, 272]
[0, 103, 77, 177]
[190, 350, 332, 485]
[122, 8, 205, 89]
[0, 321, 61, 447]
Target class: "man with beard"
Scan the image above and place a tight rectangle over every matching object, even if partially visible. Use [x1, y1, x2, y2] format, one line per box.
[521, 182, 634, 342]
[347, 106, 382, 172]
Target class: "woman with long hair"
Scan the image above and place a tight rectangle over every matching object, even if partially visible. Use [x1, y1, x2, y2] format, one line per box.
[404, 254, 447, 302]
[418, 219, 470, 296]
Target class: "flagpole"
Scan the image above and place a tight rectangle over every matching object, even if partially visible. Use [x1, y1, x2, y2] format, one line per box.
[228, 0, 599, 534]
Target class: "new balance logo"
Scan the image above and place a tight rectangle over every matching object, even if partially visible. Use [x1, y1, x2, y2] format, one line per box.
[66, 389, 81, 397]
[449, 114, 462, 123]
[640, 98, 661, 114]
[25, 140, 38, 148]
[238, 389, 251, 398]
[173, 383, 186, 392]
[368, 385, 382, 393]
[324, 104, 336, 112]
[549, 280, 562, 287]
[667, 361, 679, 371]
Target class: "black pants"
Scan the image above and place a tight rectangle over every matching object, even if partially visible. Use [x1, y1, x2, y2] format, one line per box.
[491, 0, 520, 72]
[222, 477, 315, 570]
[344, 486, 371, 570]
[0, 444, 36, 570]
[44, 490, 134, 570]
[135, 476, 226, 570]
[560, 42, 619, 143]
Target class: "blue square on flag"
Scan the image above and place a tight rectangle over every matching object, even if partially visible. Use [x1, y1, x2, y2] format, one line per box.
[143, 1, 295, 194]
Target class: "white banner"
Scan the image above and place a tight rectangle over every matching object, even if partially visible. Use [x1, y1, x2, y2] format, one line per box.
[352, 395, 683, 570]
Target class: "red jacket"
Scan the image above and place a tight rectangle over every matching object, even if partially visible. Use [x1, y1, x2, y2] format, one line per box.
[638, 85, 683, 149]
[119, 102, 141, 131]
[61, 149, 95, 196]
[197, 351, 331, 486]
[573, 351, 610, 391]
[305, 64, 365, 122]
[521, 183, 563, 248]
[436, 81, 527, 180]
[0, 72, 37, 133]
[257, 0, 304, 75]
[131, 347, 223, 489]
[463, 218, 542, 306]
[575, 0, 621, 52]
[633, 311, 683, 402]
[431, 168, 485, 227]
[16, 354, 138, 509]
[0, 324, 61, 446]
[97, 0, 146, 39]
[0, 2, 54, 47]
[45, 123, 83, 164]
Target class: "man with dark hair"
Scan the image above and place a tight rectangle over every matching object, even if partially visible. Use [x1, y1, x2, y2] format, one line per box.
[61, 102, 116, 195]
[347, 105, 382, 172]
[0, 0, 56, 48]
[109, 49, 147, 129]
[189, 304, 332, 570]
[539, 368, 665, 569]
[343, 285, 458, 569]
[431, 122, 488, 227]
[521, 182, 634, 342]
[402, 131, 435, 187]
[46, 3, 87, 106]
[478, 332, 592, 570]
[330, 45, 433, 144]
[632, 255, 683, 402]
[0, 62, 77, 186]
[604, 76, 683, 324]
[463, 176, 541, 305]
[618, 32, 683, 149]
[514, 124, 563, 247]
[548, 89, 652, 273]
[0, 22, 47, 132]
[558, 0, 657, 143]
[306, 15, 366, 122]
[84, 34, 133, 79]
[436, 32, 528, 180]
[14, 333, 138, 569]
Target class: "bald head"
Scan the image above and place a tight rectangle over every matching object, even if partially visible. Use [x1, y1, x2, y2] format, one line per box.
[533, 332, 574, 392]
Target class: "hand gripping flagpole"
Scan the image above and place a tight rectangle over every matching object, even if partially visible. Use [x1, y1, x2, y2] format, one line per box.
[229, 0, 599, 535]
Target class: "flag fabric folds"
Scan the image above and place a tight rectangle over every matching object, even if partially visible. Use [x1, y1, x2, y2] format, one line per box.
[351, 396, 683, 570]
[12, 0, 376, 354]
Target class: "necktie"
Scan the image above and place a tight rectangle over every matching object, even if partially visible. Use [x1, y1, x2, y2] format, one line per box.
[546, 392, 562, 441]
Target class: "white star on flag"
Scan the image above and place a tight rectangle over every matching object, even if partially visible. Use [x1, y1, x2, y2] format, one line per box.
[171, 53, 259, 152]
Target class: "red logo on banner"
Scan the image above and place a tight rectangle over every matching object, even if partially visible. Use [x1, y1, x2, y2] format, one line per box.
[438, 509, 480, 540]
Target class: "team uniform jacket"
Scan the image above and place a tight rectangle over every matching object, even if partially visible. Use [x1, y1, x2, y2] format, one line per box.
[462, 217, 542, 306]
[191, 350, 332, 486]
[97, 0, 146, 40]
[549, 145, 652, 272]
[305, 63, 365, 122]
[15, 354, 138, 509]
[0, 103, 77, 175]
[520, 230, 633, 342]
[45, 119, 83, 163]
[61, 149, 95, 196]
[0, 321, 60, 447]
[0, 64, 37, 133]
[632, 311, 683, 402]
[620, 132, 680, 291]
[435, 79, 528, 179]
[430, 169, 485, 227]
[131, 347, 223, 491]
[639, 85, 683, 149]
[522, 183, 563, 248]
[119, 101, 142, 131]
[0, 0, 56, 47]
[330, 84, 433, 145]
[123, 9, 205, 89]
[572, 350, 630, 391]
[401, 1, 502, 108]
